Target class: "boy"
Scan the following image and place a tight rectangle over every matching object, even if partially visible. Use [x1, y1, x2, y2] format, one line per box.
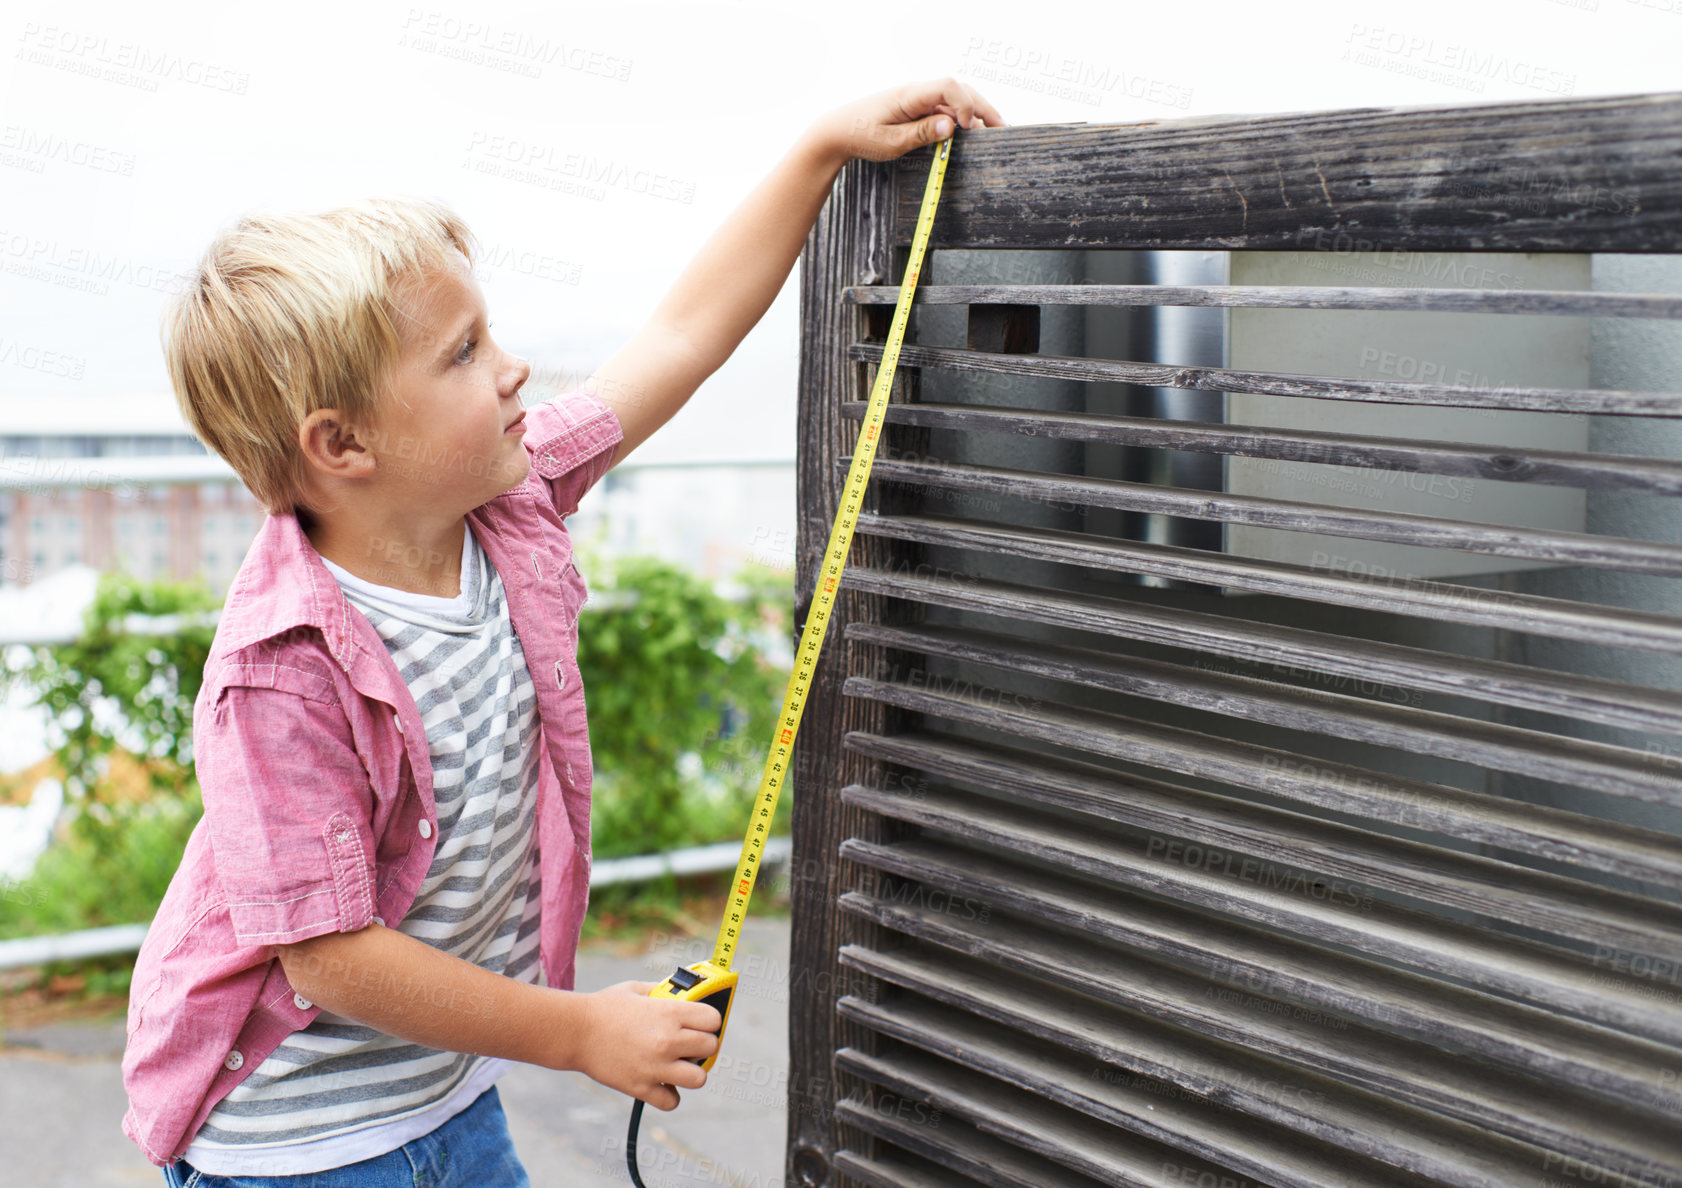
[121, 78, 1002, 1186]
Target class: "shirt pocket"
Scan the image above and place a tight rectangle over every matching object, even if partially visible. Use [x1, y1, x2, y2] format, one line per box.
[563, 556, 589, 612]
[554, 556, 589, 693]
[534, 537, 588, 628]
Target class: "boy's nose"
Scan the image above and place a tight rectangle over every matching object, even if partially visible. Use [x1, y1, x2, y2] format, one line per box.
[504, 353, 532, 396]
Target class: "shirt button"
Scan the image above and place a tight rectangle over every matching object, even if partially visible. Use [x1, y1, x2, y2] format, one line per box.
[554, 660, 566, 690]
[394, 716, 404, 735]
[224, 1049, 244, 1071]
[294, 993, 312, 1010]
[373, 916, 386, 927]
[418, 818, 432, 839]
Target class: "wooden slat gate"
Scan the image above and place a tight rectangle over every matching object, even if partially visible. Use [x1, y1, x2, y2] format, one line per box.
[788, 93, 1682, 1188]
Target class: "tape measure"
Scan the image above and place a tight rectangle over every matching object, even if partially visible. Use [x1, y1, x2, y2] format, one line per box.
[626, 132, 954, 1187]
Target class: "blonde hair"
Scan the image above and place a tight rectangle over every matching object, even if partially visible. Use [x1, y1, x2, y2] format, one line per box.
[162, 195, 479, 527]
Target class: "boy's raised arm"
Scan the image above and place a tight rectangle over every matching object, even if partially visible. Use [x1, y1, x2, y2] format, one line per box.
[584, 76, 1004, 469]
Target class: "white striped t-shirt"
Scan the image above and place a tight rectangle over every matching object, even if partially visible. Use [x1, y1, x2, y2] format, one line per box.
[183, 521, 545, 1175]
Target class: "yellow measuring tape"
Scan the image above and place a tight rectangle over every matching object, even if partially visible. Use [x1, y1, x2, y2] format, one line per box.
[630, 133, 954, 1186]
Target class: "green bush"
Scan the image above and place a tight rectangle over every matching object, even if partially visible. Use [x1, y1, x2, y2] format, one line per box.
[575, 549, 793, 858]
[0, 571, 215, 939]
[0, 786, 202, 940]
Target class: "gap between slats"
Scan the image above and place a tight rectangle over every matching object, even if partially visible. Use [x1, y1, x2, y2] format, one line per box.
[840, 398, 1682, 496]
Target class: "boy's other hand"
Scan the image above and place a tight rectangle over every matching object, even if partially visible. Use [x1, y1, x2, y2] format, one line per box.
[819, 76, 1007, 164]
[575, 980, 723, 1111]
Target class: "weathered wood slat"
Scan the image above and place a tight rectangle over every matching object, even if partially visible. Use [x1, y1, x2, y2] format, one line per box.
[852, 341, 1682, 416]
[838, 893, 1682, 1177]
[837, 944, 1566, 1188]
[847, 453, 1682, 575]
[857, 512, 1682, 654]
[831, 1149, 991, 1188]
[844, 620, 1682, 804]
[840, 399, 1682, 496]
[836, 1049, 1245, 1188]
[842, 834, 1682, 1116]
[839, 565, 1682, 736]
[888, 93, 1682, 252]
[846, 283, 1682, 319]
[838, 997, 1423, 1188]
[838, 777, 1682, 1047]
[837, 1101, 1067, 1188]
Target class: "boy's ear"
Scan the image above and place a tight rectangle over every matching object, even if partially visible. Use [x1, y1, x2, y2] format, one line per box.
[299, 409, 379, 478]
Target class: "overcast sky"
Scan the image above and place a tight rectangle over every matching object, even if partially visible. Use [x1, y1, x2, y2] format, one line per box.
[2, 0, 1677, 463]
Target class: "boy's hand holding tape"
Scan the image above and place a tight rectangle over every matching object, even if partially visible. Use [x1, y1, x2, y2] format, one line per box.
[273, 75, 1005, 1117]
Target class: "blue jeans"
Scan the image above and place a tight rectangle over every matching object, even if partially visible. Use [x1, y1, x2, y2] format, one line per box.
[161, 1085, 530, 1187]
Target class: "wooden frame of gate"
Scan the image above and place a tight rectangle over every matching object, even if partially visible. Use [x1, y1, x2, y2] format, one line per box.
[790, 92, 1682, 1188]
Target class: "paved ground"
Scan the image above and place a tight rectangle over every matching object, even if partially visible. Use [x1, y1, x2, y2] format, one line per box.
[0, 916, 790, 1187]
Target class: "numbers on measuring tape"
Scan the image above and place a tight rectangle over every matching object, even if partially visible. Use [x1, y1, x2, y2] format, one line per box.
[708, 137, 950, 975]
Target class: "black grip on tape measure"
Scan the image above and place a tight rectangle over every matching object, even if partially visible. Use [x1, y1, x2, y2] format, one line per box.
[684, 986, 733, 1064]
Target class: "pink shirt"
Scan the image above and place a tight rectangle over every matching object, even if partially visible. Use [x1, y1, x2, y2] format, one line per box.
[121, 388, 623, 1167]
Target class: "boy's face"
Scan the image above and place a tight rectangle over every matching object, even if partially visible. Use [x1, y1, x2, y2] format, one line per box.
[372, 249, 532, 507]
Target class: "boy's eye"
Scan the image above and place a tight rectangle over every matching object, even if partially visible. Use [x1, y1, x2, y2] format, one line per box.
[455, 322, 491, 364]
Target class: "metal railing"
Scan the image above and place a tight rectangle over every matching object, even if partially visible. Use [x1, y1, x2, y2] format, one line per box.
[0, 836, 791, 972]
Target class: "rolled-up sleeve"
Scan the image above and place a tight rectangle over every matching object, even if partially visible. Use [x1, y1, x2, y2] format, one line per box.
[196, 682, 379, 946]
[523, 386, 624, 518]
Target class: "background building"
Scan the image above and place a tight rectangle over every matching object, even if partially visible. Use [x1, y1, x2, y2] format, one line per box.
[0, 388, 795, 597]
